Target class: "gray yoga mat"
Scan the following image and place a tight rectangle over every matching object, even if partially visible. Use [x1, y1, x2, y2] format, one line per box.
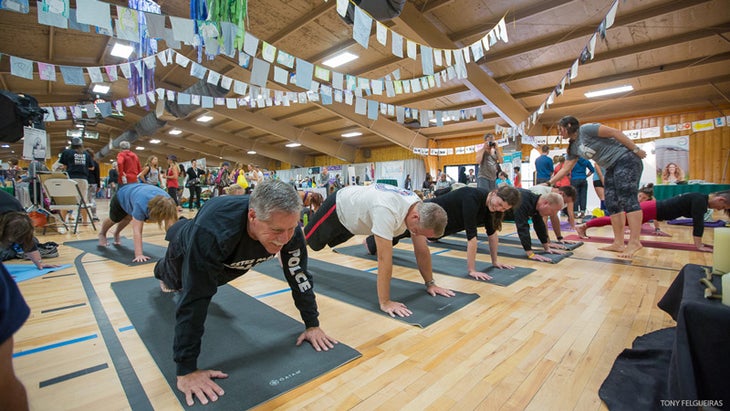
[112, 277, 361, 410]
[450, 231, 584, 251]
[253, 259, 479, 327]
[408, 237, 573, 264]
[64, 237, 167, 265]
[332, 245, 535, 287]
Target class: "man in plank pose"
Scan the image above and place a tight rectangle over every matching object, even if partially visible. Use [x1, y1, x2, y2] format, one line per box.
[304, 183, 452, 318]
[154, 180, 338, 406]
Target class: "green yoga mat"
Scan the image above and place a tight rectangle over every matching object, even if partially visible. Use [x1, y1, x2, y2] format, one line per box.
[332, 245, 535, 287]
[64, 237, 167, 265]
[112, 277, 361, 410]
[253, 259, 479, 328]
[450, 231, 584, 251]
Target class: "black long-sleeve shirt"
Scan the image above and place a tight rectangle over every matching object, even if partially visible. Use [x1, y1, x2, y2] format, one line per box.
[428, 187, 497, 239]
[164, 195, 319, 375]
[656, 192, 709, 238]
[514, 189, 549, 251]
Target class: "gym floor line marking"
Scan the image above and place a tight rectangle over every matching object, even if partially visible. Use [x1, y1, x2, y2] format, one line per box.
[40, 302, 86, 314]
[13, 334, 98, 358]
[39, 363, 109, 388]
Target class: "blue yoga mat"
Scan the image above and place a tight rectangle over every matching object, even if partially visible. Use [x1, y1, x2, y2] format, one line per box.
[6, 263, 73, 283]
[64, 237, 167, 265]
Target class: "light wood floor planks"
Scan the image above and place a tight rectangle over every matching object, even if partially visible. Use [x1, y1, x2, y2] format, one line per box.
[12, 198, 718, 410]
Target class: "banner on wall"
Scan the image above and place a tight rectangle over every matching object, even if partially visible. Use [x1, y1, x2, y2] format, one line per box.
[22, 127, 48, 160]
[654, 136, 689, 183]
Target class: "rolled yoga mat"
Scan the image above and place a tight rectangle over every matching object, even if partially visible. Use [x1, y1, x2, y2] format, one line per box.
[253, 258, 479, 328]
[64, 237, 168, 265]
[112, 276, 361, 410]
[332, 244, 536, 287]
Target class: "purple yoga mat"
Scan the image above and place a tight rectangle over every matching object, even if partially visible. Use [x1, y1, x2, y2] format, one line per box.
[666, 219, 727, 227]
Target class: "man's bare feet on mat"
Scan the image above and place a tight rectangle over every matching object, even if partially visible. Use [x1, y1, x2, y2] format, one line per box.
[575, 224, 588, 239]
[98, 234, 109, 247]
[113, 232, 122, 245]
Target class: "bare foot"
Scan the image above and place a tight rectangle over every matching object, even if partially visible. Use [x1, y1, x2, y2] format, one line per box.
[599, 243, 626, 253]
[159, 280, 178, 293]
[575, 224, 588, 239]
[98, 234, 109, 247]
[113, 231, 122, 245]
[618, 241, 642, 259]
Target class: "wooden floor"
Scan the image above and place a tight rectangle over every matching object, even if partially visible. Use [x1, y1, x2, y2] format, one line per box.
[12, 199, 717, 410]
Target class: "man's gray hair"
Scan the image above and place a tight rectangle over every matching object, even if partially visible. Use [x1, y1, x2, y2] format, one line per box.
[119, 141, 131, 150]
[250, 180, 303, 221]
[416, 202, 447, 237]
[542, 192, 565, 209]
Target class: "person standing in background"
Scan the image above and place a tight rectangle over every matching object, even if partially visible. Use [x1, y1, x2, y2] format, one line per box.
[108, 162, 119, 198]
[85, 148, 101, 221]
[513, 166, 522, 188]
[186, 160, 203, 211]
[570, 157, 595, 218]
[592, 162, 606, 212]
[59, 137, 92, 224]
[166, 155, 182, 213]
[404, 174, 413, 191]
[476, 133, 501, 192]
[138, 155, 161, 187]
[116, 141, 141, 187]
[534, 145, 553, 185]
[467, 169, 477, 184]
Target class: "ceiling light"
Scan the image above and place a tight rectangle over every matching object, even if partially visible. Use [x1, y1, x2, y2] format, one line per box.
[135, 146, 145, 150]
[285, 142, 302, 148]
[168, 129, 182, 135]
[196, 115, 214, 123]
[341, 131, 362, 138]
[149, 139, 161, 144]
[322, 52, 358, 68]
[1, 144, 9, 148]
[92, 84, 110, 94]
[584, 85, 634, 98]
[110, 42, 134, 59]
[247, 150, 257, 155]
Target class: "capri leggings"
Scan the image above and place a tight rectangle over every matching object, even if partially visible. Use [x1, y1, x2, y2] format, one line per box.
[603, 152, 643, 215]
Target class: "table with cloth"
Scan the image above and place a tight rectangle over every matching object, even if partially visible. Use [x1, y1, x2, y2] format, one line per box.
[599, 264, 729, 410]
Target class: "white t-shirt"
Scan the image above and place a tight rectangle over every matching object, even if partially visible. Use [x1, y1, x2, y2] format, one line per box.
[529, 185, 551, 196]
[336, 184, 420, 240]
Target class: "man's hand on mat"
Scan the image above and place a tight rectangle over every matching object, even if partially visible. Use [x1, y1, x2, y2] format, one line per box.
[381, 300, 413, 317]
[528, 253, 553, 263]
[132, 254, 151, 263]
[492, 262, 515, 270]
[427, 284, 456, 298]
[469, 270, 494, 281]
[177, 370, 228, 406]
[297, 327, 338, 351]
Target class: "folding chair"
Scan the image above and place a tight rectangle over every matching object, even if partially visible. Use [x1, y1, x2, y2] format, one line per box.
[42, 178, 97, 234]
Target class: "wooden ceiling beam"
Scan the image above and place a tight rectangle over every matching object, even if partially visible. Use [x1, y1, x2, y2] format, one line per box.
[396, 2, 528, 127]
[211, 108, 357, 162]
[166, 119, 307, 166]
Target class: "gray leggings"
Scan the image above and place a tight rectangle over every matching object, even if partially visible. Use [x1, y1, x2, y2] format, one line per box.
[603, 152, 643, 215]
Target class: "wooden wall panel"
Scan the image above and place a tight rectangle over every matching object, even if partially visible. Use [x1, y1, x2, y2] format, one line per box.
[302, 106, 730, 184]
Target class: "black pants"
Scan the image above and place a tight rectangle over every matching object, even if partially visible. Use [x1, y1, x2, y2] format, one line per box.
[153, 219, 190, 290]
[303, 191, 353, 251]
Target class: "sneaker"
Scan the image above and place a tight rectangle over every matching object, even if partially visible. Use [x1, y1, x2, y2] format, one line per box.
[92, 217, 100, 222]
[56, 226, 67, 234]
[39, 248, 59, 258]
